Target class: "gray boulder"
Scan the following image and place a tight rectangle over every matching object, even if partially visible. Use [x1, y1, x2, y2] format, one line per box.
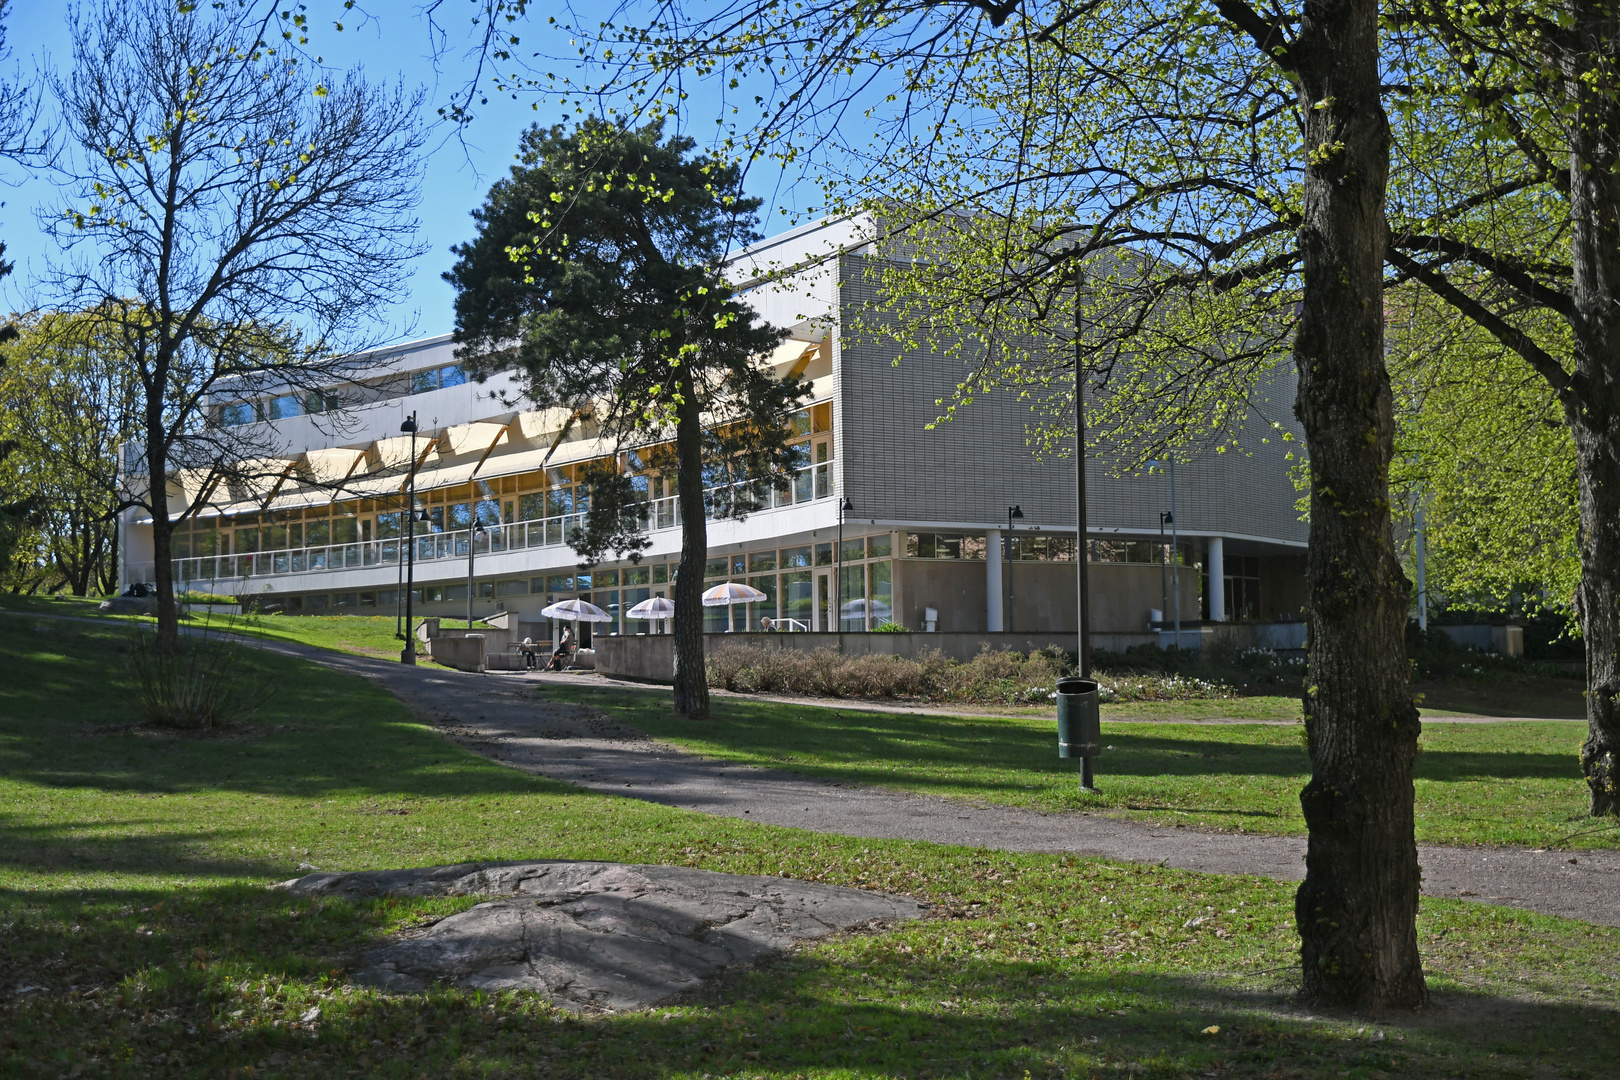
[281, 860, 921, 1012]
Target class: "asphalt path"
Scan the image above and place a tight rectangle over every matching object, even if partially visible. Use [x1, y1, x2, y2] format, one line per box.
[240, 638, 1620, 930]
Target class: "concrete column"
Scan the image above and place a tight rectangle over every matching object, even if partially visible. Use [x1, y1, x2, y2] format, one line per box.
[986, 528, 1004, 631]
[1207, 536, 1226, 622]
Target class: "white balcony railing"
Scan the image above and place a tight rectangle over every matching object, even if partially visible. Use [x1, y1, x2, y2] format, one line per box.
[135, 457, 836, 587]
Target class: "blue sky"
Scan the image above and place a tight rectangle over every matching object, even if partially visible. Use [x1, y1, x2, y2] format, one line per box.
[0, 4, 816, 344]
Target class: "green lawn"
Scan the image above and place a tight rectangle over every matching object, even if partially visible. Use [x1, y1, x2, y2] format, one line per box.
[541, 685, 1603, 849]
[0, 593, 464, 665]
[1, 615, 1617, 1078]
[0, 612, 1613, 1075]
[4, 600, 1598, 847]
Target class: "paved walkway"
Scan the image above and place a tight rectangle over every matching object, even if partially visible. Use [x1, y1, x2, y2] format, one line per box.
[240, 639, 1620, 929]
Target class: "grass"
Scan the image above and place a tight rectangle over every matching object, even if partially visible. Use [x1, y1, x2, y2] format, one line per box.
[540, 685, 1606, 849]
[0, 592, 464, 666]
[1, 615, 1617, 1078]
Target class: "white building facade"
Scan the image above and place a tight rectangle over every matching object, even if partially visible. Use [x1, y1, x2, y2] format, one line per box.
[120, 218, 1308, 650]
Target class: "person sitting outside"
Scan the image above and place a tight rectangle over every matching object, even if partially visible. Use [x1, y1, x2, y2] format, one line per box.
[759, 616, 776, 633]
[547, 626, 574, 671]
[520, 636, 537, 670]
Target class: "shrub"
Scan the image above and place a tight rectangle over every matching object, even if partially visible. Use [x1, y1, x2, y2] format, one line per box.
[706, 642, 1075, 704]
[1091, 672, 1236, 703]
[703, 641, 1251, 705]
[178, 591, 238, 605]
[126, 627, 267, 730]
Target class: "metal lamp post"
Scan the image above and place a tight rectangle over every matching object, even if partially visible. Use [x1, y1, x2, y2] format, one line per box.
[400, 412, 422, 665]
[1152, 457, 1181, 649]
[1005, 504, 1024, 633]
[1051, 261, 1101, 792]
[836, 496, 854, 631]
[467, 519, 487, 628]
[1158, 509, 1173, 636]
[1072, 270, 1092, 679]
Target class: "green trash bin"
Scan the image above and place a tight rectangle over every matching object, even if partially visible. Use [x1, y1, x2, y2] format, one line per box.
[1055, 677, 1101, 758]
[1056, 677, 1101, 789]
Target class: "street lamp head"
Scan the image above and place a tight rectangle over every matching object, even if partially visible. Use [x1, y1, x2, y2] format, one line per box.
[1009, 505, 1024, 521]
[838, 496, 854, 514]
[1161, 510, 1174, 525]
[400, 416, 417, 434]
[472, 520, 487, 537]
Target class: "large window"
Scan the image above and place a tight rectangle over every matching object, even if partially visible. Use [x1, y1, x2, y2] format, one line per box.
[411, 364, 468, 394]
[905, 533, 987, 560]
[221, 401, 257, 426]
[1088, 540, 1191, 565]
[1224, 556, 1262, 621]
[781, 571, 812, 627]
[1009, 535, 1078, 561]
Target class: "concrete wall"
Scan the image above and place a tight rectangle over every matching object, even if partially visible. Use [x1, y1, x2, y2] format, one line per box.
[895, 560, 987, 632]
[595, 631, 1086, 684]
[428, 633, 486, 672]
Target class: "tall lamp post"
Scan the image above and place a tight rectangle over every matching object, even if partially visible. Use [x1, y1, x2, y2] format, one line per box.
[1151, 456, 1181, 649]
[1005, 504, 1024, 633]
[1158, 509, 1173, 636]
[1168, 457, 1180, 648]
[836, 496, 854, 631]
[1073, 271, 1092, 679]
[400, 412, 423, 665]
[467, 519, 487, 628]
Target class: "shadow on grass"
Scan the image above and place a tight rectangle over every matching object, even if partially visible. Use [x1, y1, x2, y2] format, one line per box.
[0, 813, 292, 881]
[1, 882, 1612, 1079]
[0, 617, 562, 803]
[563, 684, 1577, 793]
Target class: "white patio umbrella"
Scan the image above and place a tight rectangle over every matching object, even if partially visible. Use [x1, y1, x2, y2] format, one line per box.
[539, 597, 614, 651]
[540, 598, 614, 621]
[625, 596, 676, 619]
[625, 595, 676, 634]
[700, 581, 767, 633]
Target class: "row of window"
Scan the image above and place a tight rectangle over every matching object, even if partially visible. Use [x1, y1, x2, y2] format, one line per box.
[219, 364, 469, 427]
[187, 403, 832, 558]
[905, 533, 1194, 565]
[698, 561, 894, 632]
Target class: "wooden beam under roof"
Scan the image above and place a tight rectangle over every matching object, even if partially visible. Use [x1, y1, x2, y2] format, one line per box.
[258, 460, 300, 511]
[397, 437, 438, 498]
[470, 414, 519, 478]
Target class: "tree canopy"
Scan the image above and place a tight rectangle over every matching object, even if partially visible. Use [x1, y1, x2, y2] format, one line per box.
[0, 311, 142, 595]
[446, 117, 806, 718]
[43, 0, 428, 651]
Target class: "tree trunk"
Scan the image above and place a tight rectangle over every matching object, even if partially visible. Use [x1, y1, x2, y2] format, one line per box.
[671, 378, 711, 719]
[1566, 0, 1620, 817]
[1573, 415, 1620, 816]
[1289, 0, 1428, 1009]
[148, 435, 181, 655]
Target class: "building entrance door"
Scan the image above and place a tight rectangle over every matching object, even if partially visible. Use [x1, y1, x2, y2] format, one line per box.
[814, 569, 833, 632]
